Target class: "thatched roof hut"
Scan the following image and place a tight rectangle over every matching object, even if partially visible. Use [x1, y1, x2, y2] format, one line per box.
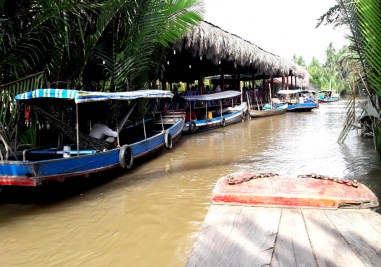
[164, 21, 309, 83]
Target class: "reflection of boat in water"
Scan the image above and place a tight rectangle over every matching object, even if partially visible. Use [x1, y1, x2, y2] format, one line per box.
[249, 103, 287, 118]
[0, 89, 184, 186]
[277, 89, 319, 112]
[179, 90, 247, 134]
[318, 90, 340, 103]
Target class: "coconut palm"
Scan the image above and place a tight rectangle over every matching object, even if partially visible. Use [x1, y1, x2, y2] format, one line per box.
[318, 0, 381, 148]
[0, 0, 204, 87]
[0, 0, 204, 157]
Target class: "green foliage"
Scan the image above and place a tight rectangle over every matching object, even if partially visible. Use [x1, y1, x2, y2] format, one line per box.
[318, 0, 381, 98]
[305, 44, 353, 94]
[0, 0, 204, 88]
[292, 55, 307, 68]
[18, 119, 38, 149]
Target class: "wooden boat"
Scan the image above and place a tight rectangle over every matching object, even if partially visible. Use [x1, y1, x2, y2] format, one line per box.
[318, 90, 340, 103]
[187, 173, 381, 266]
[249, 103, 287, 118]
[179, 90, 247, 134]
[211, 172, 378, 208]
[277, 89, 319, 112]
[0, 89, 184, 186]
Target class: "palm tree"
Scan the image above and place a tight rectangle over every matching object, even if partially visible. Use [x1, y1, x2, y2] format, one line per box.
[318, 0, 381, 149]
[0, 0, 204, 156]
[0, 0, 204, 88]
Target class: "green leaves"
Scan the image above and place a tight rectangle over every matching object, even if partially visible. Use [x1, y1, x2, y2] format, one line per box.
[0, 0, 204, 88]
[338, 0, 381, 97]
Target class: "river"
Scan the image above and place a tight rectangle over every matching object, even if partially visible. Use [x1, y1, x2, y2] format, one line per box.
[1, 100, 380, 266]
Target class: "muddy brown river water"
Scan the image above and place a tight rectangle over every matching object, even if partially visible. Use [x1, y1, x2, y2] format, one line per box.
[1, 100, 380, 266]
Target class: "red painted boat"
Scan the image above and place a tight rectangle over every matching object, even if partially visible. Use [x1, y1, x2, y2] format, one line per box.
[211, 173, 379, 209]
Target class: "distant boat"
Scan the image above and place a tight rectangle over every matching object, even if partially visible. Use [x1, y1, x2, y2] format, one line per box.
[277, 89, 319, 112]
[249, 103, 288, 118]
[0, 89, 184, 187]
[179, 90, 247, 134]
[318, 90, 340, 103]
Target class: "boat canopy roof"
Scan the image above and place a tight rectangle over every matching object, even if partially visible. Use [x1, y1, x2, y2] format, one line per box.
[180, 90, 241, 101]
[277, 89, 310, 95]
[15, 89, 173, 104]
[319, 90, 336, 93]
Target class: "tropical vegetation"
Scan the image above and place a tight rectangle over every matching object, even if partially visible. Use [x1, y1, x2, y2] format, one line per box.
[0, 0, 204, 157]
[317, 0, 381, 151]
[293, 44, 354, 95]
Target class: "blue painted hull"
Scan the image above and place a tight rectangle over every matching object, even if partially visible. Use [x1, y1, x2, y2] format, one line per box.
[0, 119, 184, 186]
[285, 102, 318, 112]
[183, 103, 247, 134]
[318, 97, 339, 103]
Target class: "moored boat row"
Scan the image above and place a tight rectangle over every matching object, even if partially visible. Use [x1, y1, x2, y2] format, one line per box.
[0, 87, 324, 187]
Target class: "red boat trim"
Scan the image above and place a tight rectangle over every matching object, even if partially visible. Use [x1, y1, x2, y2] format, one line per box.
[211, 174, 379, 209]
[0, 164, 119, 186]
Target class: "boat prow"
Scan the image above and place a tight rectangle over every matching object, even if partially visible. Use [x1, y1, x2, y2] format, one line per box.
[211, 173, 379, 209]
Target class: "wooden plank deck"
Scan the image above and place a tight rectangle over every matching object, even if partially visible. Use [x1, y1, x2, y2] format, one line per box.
[186, 205, 381, 267]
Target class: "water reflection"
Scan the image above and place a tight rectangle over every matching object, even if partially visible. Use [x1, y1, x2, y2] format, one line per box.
[0, 100, 380, 267]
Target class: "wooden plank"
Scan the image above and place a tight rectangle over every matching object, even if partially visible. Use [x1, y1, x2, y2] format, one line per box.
[186, 205, 281, 267]
[302, 209, 366, 267]
[272, 209, 317, 267]
[324, 209, 381, 267]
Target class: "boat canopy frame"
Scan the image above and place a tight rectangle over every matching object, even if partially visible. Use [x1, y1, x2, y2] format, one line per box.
[14, 89, 174, 155]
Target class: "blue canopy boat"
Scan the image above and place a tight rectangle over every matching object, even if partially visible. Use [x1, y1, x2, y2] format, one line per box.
[179, 90, 247, 133]
[318, 90, 340, 103]
[276, 89, 319, 112]
[0, 89, 184, 186]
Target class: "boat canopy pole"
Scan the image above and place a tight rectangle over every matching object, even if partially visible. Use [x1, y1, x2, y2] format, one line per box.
[158, 98, 164, 132]
[246, 92, 251, 110]
[116, 102, 137, 147]
[117, 102, 136, 133]
[219, 100, 223, 118]
[205, 102, 208, 124]
[143, 117, 147, 139]
[76, 103, 79, 156]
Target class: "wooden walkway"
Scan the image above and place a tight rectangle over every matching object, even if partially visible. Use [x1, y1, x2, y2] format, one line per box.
[187, 205, 381, 266]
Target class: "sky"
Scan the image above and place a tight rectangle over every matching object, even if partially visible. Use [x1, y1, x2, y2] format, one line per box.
[203, 0, 349, 65]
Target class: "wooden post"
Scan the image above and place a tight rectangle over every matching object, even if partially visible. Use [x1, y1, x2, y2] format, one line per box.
[198, 77, 202, 95]
[286, 76, 289, 89]
[270, 77, 274, 99]
[221, 73, 225, 91]
[161, 79, 167, 90]
[282, 76, 285, 89]
[262, 78, 266, 101]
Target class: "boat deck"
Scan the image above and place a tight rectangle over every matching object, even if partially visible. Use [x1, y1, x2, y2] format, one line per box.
[186, 205, 381, 267]
[186, 174, 381, 266]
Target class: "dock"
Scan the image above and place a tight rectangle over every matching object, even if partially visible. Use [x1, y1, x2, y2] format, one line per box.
[186, 174, 381, 267]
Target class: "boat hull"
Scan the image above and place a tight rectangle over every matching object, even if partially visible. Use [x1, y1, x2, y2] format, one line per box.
[0, 119, 184, 186]
[318, 97, 339, 103]
[285, 102, 318, 112]
[212, 173, 379, 209]
[183, 103, 247, 134]
[249, 109, 286, 118]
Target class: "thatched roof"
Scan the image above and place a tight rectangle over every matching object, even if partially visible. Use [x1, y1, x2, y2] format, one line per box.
[164, 21, 309, 82]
